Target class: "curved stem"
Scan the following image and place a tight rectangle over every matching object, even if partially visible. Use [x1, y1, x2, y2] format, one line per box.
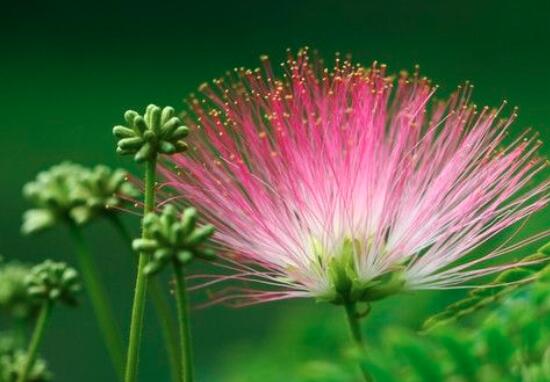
[68, 222, 124, 381]
[344, 303, 373, 382]
[108, 214, 180, 382]
[125, 158, 156, 382]
[173, 264, 194, 382]
[17, 302, 51, 382]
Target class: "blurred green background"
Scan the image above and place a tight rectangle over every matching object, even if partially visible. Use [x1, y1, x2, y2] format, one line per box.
[1, 0, 549, 381]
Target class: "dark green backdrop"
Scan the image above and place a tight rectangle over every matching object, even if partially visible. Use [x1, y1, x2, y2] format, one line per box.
[1, 0, 549, 381]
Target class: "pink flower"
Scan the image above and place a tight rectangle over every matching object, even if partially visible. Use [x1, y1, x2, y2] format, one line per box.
[161, 49, 549, 306]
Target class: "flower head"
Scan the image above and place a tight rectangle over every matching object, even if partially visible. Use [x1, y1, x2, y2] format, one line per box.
[0, 260, 40, 320]
[22, 162, 86, 234]
[73, 164, 139, 220]
[162, 50, 550, 306]
[0, 332, 52, 382]
[25, 261, 81, 306]
[0, 353, 52, 382]
[113, 104, 189, 163]
[132, 204, 215, 275]
[0, 351, 52, 382]
[22, 162, 137, 233]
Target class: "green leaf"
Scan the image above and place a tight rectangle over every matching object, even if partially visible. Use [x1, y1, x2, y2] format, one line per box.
[434, 328, 478, 380]
[481, 320, 516, 367]
[422, 241, 550, 331]
[392, 332, 445, 381]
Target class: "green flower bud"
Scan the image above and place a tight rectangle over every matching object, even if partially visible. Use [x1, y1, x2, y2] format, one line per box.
[0, 260, 40, 320]
[317, 238, 405, 305]
[71, 165, 139, 223]
[21, 162, 87, 234]
[25, 261, 81, 306]
[0, 331, 52, 382]
[113, 104, 189, 163]
[132, 204, 215, 275]
[22, 163, 138, 232]
[0, 349, 52, 382]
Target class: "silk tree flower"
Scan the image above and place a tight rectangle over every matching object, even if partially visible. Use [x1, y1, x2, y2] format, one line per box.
[161, 50, 550, 307]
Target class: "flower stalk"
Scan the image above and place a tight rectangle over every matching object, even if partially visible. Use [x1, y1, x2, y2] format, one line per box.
[115, 103, 189, 382]
[173, 263, 194, 382]
[133, 204, 215, 382]
[21, 162, 137, 381]
[344, 303, 373, 382]
[68, 221, 125, 381]
[16, 301, 51, 382]
[125, 158, 157, 382]
[17, 260, 80, 382]
[108, 213, 181, 382]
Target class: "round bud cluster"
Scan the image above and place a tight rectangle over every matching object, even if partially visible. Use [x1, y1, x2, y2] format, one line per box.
[113, 104, 189, 163]
[0, 260, 40, 320]
[22, 162, 85, 234]
[0, 351, 52, 382]
[72, 164, 139, 220]
[132, 205, 215, 275]
[22, 162, 137, 234]
[25, 261, 81, 306]
[0, 332, 52, 382]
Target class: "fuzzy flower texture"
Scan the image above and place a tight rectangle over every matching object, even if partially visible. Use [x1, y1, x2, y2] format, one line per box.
[162, 50, 550, 306]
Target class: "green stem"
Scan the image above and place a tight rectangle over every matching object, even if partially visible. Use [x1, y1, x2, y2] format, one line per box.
[173, 263, 194, 382]
[125, 158, 156, 382]
[13, 318, 27, 349]
[68, 222, 124, 381]
[108, 214, 181, 382]
[17, 302, 51, 382]
[344, 303, 373, 382]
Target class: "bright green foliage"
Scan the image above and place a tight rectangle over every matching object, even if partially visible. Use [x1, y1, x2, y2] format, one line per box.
[422, 242, 550, 331]
[217, 263, 550, 382]
[22, 162, 137, 233]
[216, 304, 360, 382]
[364, 267, 550, 382]
[113, 104, 189, 163]
[0, 260, 40, 320]
[132, 204, 215, 275]
[0, 332, 52, 382]
[25, 261, 81, 306]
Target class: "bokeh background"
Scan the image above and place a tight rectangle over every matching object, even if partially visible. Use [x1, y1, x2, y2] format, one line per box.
[1, 0, 549, 381]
